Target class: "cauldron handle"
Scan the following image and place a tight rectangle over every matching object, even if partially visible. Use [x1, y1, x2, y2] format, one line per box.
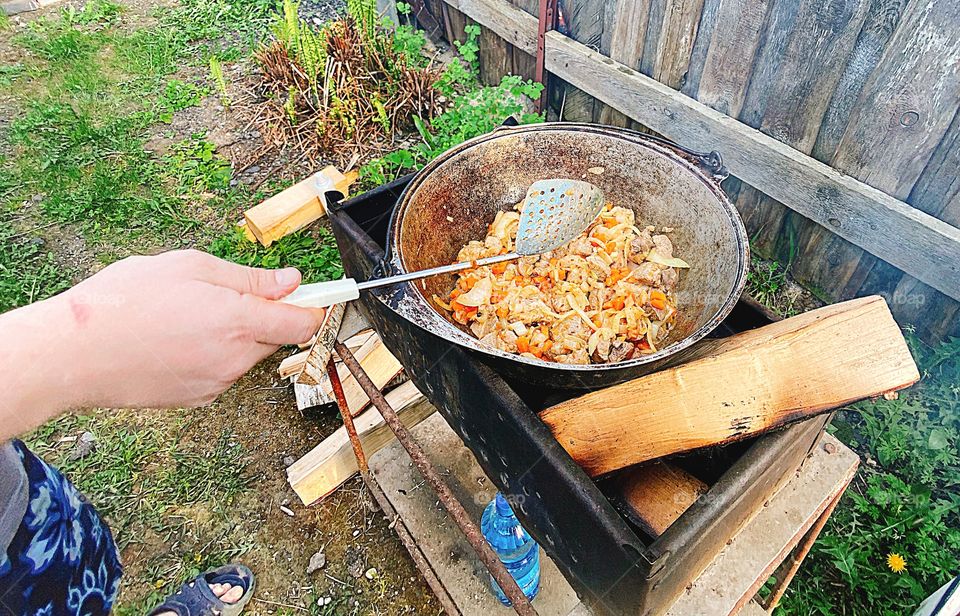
[624, 131, 729, 184]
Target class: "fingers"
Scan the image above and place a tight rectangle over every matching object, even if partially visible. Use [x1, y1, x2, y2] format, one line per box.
[188, 251, 303, 300]
[242, 295, 327, 345]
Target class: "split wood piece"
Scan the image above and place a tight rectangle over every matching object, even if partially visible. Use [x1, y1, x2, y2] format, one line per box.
[278, 350, 309, 379]
[287, 381, 435, 504]
[288, 329, 380, 409]
[614, 462, 708, 538]
[540, 296, 919, 477]
[331, 340, 404, 416]
[243, 166, 358, 246]
[296, 333, 403, 414]
[294, 302, 347, 385]
[280, 329, 375, 381]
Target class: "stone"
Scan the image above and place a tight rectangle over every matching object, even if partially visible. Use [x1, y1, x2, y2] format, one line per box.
[68, 431, 97, 461]
[306, 550, 326, 574]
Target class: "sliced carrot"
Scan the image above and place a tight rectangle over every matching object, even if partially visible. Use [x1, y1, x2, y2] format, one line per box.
[649, 289, 667, 310]
[496, 305, 508, 319]
[491, 262, 508, 275]
[516, 335, 530, 354]
[541, 339, 553, 354]
[606, 241, 617, 253]
[609, 296, 625, 311]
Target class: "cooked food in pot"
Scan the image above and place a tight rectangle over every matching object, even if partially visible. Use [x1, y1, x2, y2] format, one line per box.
[433, 201, 689, 364]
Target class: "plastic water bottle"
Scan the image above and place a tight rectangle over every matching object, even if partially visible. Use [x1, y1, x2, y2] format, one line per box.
[481, 492, 541, 606]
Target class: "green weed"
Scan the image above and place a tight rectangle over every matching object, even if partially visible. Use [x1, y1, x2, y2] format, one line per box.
[154, 79, 205, 123]
[165, 135, 233, 194]
[208, 227, 344, 283]
[779, 335, 960, 614]
[360, 74, 543, 187]
[0, 11, 11, 31]
[160, 428, 250, 506]
[208, 56, 230, 108]
[746, 255, 798, 317]
[0, 63, 25, 87]
[0, 225, 73, 312]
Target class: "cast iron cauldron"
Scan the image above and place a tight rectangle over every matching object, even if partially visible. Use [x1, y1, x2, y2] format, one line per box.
[371, 123, 749, 389]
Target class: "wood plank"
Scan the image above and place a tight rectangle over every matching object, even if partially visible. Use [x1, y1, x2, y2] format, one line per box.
[830, 0, 960, 198]
[539, 297, 918, 477]
[736, 0, 870, 277]
[596, 0, 652, 126]
[693, 0, 769, 117]
[614, 462, 708, 538]
[794, 0, 957, 329]
[541, 28, 960, 301]
[666, 434, 859, 616]
[479, 24, 513, 85]
[810, 0, 908, 163]
[242, 166, 355, 246]
[645, 0, 706, 90]
[679, 0, 722, 97]
[334, 340, 404, 416]
[287, 381, 434, 504]
[453, 0, 537, 51]
[509, 0, 538, 80]
[279, 327, 375, 382]
[555, 0, 608, 121]
[294, 302, 346, 386]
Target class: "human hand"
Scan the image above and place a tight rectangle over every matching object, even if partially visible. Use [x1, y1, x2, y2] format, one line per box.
[50, 250, 325, 409]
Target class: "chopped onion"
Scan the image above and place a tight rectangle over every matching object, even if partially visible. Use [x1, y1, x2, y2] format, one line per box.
[457, 278, 493, 307]
[646, 250, 690, 268]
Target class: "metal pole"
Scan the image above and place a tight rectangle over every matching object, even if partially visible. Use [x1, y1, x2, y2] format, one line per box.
[326, 357, 369, 475]
[335, 341, 540, 616]
[534, 0, 558, 113]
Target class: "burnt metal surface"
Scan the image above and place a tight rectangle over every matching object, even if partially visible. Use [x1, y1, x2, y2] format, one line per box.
[335, 341, 539, 616]
[327, 166, 825, 615]
[380, 123, 749, 389]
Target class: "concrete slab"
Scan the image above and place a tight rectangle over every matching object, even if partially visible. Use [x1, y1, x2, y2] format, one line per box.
[366, 413, 857, 616]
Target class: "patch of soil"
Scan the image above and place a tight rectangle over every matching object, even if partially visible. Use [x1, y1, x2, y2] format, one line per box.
[115, 359, 441, 614]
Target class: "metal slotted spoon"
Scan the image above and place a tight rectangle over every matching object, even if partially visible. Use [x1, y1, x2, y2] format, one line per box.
[282, 179, 605, 308]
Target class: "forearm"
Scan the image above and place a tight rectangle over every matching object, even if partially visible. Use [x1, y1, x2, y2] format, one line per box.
[0, 292, 90, 441]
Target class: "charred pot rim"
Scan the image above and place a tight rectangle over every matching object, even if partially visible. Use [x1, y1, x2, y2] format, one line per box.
[382, 123, 749, 380]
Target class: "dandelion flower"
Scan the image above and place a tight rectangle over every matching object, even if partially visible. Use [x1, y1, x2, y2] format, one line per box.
[886, 552, 907, 573]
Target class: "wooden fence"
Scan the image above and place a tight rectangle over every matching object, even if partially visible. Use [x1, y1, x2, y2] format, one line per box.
[406, 0, 960, 342]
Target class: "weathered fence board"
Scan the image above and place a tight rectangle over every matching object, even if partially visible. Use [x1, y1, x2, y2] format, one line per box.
[595, 0, 652, 127]
[544, 32, 960, 301]
[420, 0, 960, 339]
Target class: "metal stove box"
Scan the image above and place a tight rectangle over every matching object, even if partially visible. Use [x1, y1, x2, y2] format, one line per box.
[325, 175, 828, 615]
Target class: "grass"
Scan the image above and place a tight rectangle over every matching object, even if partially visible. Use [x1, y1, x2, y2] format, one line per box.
[26, 411, 253, 611]
[776, 334, 960, 614]
[0, 0, 342, 610]
[746, 255, 799, 317]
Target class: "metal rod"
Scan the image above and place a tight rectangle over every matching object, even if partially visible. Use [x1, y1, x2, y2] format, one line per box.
[355, 253, 518, 291]
[335, 341, 539, 616]
[327, 357, 369, 475]
[534, 0, 557, 113]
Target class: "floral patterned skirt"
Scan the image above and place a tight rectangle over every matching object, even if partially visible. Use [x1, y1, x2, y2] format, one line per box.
[0, 440, 123, 616]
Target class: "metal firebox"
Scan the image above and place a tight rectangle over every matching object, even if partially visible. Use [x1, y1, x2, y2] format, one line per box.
[325, 174, 828, 615]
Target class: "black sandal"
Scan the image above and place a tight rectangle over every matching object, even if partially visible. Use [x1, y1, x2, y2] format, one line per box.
[148, 564, 255, 616]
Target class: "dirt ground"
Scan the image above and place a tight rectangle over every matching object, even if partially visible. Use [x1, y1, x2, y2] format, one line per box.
[0, 1, 442, 613]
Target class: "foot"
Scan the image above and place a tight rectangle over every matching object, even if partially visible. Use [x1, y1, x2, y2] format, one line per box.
[149, 563, 255, 616]
[154, 582, 245, 616]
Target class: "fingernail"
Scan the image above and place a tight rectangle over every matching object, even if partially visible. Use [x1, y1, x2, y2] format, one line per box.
[275, 268, 300, 287]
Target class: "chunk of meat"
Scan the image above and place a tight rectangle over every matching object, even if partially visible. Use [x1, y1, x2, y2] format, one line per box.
[652, 234, 674, 258]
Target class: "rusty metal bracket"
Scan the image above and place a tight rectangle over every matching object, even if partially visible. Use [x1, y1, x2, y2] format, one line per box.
[534, 0, 558, 113]
[327, 357, 369, 475]
[334, 341, 540, 616]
